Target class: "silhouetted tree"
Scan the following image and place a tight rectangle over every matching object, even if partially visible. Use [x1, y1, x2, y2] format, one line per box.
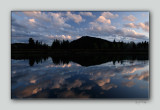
[61, 40, 69, 49]
[29, 38, 35, 45]
[51, 39, 61, 49]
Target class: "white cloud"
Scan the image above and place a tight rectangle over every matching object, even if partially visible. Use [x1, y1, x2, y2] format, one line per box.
[23, 11, 41, 17]
[80, 12, 94, 17]
[23, 11, 51, 22]
[50, 13, 71, 28]
[89, 21, 116, 32]
[101, 12, 119, 18]
[123, 15, 137, 21]
[66, 12, 83, 23]
[28, 18, 36, 27]
[28, 19, 35, 23]
[139, 22, 149, 32]
[124, 23, 136, 28]
[96, 16, 111, 24]
[96, 12, 118, 24]
[122, 28, 147, 38]
[124, 22, 149, 32]
[46, 35, 72, 40]
[88, 20, 147, 40]
[50, 13, 64, 24]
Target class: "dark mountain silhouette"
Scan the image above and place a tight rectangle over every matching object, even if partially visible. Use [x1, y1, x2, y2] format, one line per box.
[69, 36, 112, 49]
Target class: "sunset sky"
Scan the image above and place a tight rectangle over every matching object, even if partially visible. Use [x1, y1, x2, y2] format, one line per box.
[11, 11, 149, 45]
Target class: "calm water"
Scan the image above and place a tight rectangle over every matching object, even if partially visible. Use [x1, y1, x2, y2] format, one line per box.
[11, 56, 149, 99]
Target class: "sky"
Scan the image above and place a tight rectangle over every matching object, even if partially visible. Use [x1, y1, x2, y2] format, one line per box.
[11, 11, 149, 45]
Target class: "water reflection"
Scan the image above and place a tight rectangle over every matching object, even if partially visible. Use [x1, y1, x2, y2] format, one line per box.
[11, 54, 149, 98]
[12, 53, 148, 67]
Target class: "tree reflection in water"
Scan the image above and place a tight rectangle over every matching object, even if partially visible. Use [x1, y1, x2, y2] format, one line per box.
[12, 53, 148, 67]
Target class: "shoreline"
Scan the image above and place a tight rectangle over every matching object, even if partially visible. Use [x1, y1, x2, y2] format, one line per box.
[11, 49, 148, 54]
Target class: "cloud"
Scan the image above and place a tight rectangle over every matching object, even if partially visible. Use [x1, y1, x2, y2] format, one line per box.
[96, 16, 111, 24]
[139, 22, 149, 32]
[123, 71, 149, 82]
[50, 13, 71, 28]
[24, 11, 71, 28]
[122, 28, 147, 39]
[123, 15, 137, 21]
[80, 85, 93, 90]
[32, 88, 42, 94]
[123, 74, 137, 80]
[23, 11, 51, 22]
[12, 16, 47, 39]
[23, 11, 41, 16]
[124, 23, 137, 28]
[66, 12, 83, 23]
[88, 69, 116, 81]
[88, 21, 147, 40]
[101, 12, 119, 18]
[141, 13, 148, 17]
[122, 67, 144, 74]
[46, 35, 72, 40]
[61, 90, 89, 98]
[29, 19, 35, 23]
[66, 79, 82, 90]
[12, 12, 73, 44]
[12, 11, 149, 44]
[96, 78, 110, 86]
[124, 21, 149, 32]
[80, 12, 94, 17]
[28, 18, 37, 27]
[137, 71, 149, 81]
[101, 84, 118, 91]
[122, 81, 135, 87]
[96, 12, 117, 24]
[89, 21, 116, 32]
[30, 79, 36, 84]
[45, 63, 72, 68]
[11, 17, 27, 31]
[50, 13, 65, 24]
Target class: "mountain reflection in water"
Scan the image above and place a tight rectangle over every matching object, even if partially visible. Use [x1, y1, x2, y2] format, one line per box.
[11, 54, 149, 99]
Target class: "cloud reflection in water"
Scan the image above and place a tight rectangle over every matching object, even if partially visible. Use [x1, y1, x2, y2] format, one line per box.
[11, 58, 149, 98]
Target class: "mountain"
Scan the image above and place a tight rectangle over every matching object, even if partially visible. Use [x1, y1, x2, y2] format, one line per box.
[69, 36, 112, 49]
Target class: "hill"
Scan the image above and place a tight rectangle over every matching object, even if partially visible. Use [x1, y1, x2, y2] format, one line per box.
[69, 36, 112, 49]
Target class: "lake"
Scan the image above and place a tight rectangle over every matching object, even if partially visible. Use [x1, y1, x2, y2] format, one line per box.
[11, 54, 149, 99]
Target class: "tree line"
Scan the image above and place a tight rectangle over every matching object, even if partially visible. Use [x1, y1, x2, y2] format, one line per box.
[11, 37, 149, 50]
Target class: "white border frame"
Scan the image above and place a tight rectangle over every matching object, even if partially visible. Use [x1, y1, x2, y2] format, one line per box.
[0, 0, 159, 110]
